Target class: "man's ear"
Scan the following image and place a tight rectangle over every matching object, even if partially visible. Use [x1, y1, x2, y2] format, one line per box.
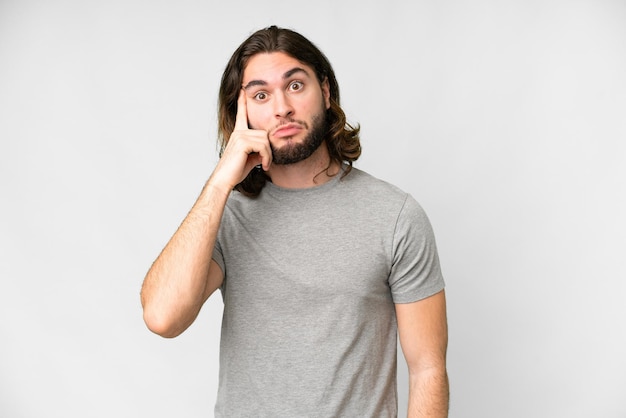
[321, 77, 331, 109]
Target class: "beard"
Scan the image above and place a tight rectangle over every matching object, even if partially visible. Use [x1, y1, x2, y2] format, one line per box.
[269, 106, 328, 165]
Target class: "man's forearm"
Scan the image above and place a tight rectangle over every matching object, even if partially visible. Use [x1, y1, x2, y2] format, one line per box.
[140, 181, 230, 337]
[407, 367, 449, 418]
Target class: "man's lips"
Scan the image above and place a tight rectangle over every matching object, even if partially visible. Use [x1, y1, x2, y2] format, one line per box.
[272, 123, 303, 138]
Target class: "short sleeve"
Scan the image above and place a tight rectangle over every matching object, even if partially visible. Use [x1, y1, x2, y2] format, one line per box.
[212, 239, 226, 280]
[388, 195, 445, 303]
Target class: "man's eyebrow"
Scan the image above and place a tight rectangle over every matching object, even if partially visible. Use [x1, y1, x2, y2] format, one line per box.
[243, 67, 311, 91]
[283, 67, 309, 79]
[243, 79, 267, 91]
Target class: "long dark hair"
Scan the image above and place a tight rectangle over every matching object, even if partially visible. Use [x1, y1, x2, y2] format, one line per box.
[217, 26, 361, 196]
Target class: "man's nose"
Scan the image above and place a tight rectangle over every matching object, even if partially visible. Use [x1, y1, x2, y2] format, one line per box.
[273, 93, 294, 118]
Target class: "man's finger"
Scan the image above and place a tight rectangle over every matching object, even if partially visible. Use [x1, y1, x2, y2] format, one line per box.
[234, 88, 249, 130]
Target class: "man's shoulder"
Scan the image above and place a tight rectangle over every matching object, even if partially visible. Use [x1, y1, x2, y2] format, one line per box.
[342, 166, 408, 200]
[343, 167, 431, 222]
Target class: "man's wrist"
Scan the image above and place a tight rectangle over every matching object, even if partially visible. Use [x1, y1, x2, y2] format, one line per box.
[203, 178, 233, 200]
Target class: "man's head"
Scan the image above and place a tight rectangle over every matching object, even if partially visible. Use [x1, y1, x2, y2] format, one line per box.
[218, 26, 361, 195]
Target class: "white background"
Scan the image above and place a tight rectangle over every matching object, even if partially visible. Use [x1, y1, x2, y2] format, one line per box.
[1, 1, 625, 417]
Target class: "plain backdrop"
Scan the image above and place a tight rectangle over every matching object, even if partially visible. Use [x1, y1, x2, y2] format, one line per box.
[1, 1, 625, 417]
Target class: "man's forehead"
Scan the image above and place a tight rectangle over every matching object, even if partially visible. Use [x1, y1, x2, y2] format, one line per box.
[242, 52, 314, 85]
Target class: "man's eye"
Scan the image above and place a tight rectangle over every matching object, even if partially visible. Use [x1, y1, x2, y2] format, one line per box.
[289, 81, 303, 91]
[254, 92, 268, 100]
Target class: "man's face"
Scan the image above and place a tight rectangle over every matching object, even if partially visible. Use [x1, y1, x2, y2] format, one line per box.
[241, 52, 331, 165]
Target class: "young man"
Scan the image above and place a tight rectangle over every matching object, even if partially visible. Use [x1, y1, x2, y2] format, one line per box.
[141, 26, 448, 417]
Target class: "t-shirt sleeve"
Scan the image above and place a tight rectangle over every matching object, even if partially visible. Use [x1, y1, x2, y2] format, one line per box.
[212, 238, 226, 279]
[388, 194, 445, 303]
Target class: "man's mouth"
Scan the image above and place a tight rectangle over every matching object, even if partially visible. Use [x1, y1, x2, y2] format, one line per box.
[272, 123, 303, 138]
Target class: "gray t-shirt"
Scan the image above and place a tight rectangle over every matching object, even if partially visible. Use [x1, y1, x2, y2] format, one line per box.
[212, 166, 444, 418]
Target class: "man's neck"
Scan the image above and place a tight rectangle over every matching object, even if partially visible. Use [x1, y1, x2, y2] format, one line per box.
[267, 142, 340, 189]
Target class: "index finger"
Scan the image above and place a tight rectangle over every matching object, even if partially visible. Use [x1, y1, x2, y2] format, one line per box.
[234, 88, 249, 130]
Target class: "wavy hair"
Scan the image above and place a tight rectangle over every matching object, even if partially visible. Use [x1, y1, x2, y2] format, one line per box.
[217, 26, 361, 196]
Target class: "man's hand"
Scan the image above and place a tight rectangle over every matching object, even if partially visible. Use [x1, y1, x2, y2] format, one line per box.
[209, 89, 272, 192]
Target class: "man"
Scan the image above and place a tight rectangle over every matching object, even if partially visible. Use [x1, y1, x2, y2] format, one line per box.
[141, 26, 448, 417]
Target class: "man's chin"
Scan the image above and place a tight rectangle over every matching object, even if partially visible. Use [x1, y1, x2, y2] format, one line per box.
[271, 140, 323, 165]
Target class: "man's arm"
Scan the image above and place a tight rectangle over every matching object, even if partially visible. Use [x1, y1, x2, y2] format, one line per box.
[396, 289, 449, 418]
[140, 90, 272, 338]
[140, 183, 229, 338]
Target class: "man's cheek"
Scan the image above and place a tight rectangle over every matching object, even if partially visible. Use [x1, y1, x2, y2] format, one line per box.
[247, 114, 264, 131]
[247, 119, 260, 130]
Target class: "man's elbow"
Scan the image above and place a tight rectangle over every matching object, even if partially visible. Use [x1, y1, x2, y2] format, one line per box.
[408, 354, 447, 374]
[409, 364, 448, 382]
[407, 355, 448, 388]
[142, 306, 184, 338]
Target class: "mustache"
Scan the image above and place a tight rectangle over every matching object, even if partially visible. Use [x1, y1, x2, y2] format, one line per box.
[269, 118, 309, 133]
